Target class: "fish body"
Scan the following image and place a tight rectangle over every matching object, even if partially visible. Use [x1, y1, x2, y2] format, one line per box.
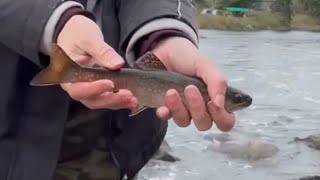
[30, 44, 252, 116]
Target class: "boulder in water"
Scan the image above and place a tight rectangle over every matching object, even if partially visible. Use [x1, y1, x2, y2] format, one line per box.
[294, 134, 320, 150]
[207, 139, 279, 161]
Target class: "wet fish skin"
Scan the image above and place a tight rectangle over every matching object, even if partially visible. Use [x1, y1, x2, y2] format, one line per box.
[30, 44, 252, 116]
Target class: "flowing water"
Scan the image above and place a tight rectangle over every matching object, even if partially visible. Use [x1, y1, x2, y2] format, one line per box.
[138, 30, 320, 180]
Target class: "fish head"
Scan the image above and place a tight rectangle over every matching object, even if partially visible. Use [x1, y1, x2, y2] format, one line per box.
[225, 86, 252, 113]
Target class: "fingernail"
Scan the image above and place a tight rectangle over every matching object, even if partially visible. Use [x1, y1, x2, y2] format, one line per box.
[214, 94, 225, 109]
[166, 90, 178, 104]
[166, 90, 176, 98]
[105, 81, 114, 89]
[185, 85, 197, 98]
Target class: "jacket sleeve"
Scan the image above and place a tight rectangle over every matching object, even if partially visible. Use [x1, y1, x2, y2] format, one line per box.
[117, 0, 199, 67]
[0, 0, 85, 67]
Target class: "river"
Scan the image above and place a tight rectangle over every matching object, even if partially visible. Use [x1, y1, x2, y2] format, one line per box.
[138, 30, 320, 180]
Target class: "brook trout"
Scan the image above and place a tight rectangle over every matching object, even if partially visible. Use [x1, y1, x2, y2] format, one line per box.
[30, 44, 252, 116]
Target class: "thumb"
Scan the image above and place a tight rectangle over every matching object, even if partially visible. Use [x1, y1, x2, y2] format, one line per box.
[83, 39, 125, 70]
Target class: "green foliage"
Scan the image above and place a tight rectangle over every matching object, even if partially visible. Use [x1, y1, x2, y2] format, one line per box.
[197, 12, 284, 30]
[215, 0, 255, 8]
[271, 0, 292, 27]
[195, 0, 320, 31]
[269, 0, 320, 19]
[295, 0, 320, 18]
[195, 0, 210, 9]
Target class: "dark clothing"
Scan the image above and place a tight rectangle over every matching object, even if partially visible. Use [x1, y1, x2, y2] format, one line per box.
[0, 0, 197, 180]
[54, 104, 167, 180]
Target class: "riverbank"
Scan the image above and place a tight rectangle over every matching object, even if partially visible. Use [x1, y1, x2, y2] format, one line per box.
[198, 12, 320, 32]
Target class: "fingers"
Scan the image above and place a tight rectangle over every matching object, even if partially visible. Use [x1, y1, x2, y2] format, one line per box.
[156, 106, 171, 121]
[195, 63, 235, 132]
[56, 15, 124, 70]
[61, 80, 114, 100]
[55, 15, 134, 111]
[83, 40, 124, 70]
[203, 74, 235, 132]
[164, 89, 191, 127]
[61, 80, 137, 110]
[185, 85, 212, 131]
[149, 36, 235, 132]
[199, 66, 227, 109]
[81, 90, 137, 110]
[161, 85, 235, 132]
[208, 101, 235, 132]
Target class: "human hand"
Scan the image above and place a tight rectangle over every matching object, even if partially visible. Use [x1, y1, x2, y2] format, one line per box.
[151, 37, 235, 132]
[56, 15, 137, 110]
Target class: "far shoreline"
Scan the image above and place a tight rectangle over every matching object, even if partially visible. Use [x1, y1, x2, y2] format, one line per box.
[198, 28, 320, 33]
[197, 13, 320, 33]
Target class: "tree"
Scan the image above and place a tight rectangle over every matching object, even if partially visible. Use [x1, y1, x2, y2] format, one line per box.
[301, 0, 320, 18]
[271, 0, 292, 27]
[290, 0, 320, 19]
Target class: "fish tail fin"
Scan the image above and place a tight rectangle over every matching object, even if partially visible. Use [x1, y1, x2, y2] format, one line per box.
[30, 44, 80, 86]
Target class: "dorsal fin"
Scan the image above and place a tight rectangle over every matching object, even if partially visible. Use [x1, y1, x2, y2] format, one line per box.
[133, 51, 167, 71]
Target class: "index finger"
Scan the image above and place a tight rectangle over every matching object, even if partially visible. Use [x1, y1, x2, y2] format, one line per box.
[197, 62, 227, 109]
[196, 62, 236, 131]
[207, 101, 235, 132]
[61, 79, 114, 100]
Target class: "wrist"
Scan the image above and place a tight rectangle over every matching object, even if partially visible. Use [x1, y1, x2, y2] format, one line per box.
[135, 29, 193, 58]
[152, 36, 196, 68]
[134, 30, 196, 71]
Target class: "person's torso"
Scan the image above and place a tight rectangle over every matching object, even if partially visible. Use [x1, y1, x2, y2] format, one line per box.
[0, 1, 167, 179]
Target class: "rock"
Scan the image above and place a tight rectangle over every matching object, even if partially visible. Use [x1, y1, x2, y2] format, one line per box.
[297, 176, 320, 180]
[152, 140, 180, 162]
[294, 134, 320, 150]
[246, 140, 279, 161]
[208, 139, 279, 161]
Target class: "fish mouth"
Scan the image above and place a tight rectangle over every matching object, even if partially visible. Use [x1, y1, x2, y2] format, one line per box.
[227, 96, 253, 113]
[243, 95, 253, 107]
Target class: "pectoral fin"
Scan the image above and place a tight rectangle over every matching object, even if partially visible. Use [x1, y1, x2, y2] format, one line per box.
[129, 105, 148, 117]
[133, 52, 167, 71]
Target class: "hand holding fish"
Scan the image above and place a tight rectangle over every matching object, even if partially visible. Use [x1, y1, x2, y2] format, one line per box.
[151, 37, 236, 132]
[56, 15, 138, 111]
[30, 16, 252, 133]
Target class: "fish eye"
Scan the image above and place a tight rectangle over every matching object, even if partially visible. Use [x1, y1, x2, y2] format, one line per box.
[233, 94, 243, 103]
